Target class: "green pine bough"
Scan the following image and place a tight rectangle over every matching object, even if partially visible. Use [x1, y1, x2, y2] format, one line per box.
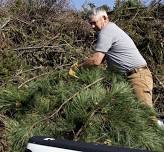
[1, 68, 164, 152]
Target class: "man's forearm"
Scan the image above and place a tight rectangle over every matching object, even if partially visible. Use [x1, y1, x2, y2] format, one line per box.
[78, 52, 105, 68]
[79, 58, 97, 68]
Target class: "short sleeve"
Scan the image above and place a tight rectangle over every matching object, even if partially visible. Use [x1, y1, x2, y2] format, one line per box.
[95, 32, 113, 53]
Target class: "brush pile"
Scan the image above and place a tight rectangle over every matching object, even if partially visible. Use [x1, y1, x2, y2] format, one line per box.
[0, 0, 164, 152]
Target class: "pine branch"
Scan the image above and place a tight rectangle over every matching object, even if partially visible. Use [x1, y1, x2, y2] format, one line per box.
[74, 109, 97, 140]
[49, 77, 104, 118]
[25, 77, 104, 138]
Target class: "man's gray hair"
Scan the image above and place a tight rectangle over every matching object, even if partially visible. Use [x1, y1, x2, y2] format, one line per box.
[89, 8, 108, 20]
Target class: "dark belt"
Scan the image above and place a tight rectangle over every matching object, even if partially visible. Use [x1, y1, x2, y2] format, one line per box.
[127, 65, 148, 76]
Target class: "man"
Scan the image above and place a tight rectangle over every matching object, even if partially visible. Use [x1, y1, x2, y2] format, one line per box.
[70, 8, 163, 126]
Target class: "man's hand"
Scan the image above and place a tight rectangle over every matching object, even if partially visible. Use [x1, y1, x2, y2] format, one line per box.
[69, 62, 79, 78]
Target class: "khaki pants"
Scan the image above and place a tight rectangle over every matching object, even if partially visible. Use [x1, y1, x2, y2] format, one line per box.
[128, 68, 153, 108]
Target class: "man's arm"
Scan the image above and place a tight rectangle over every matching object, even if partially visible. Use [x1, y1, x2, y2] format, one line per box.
[79, 52, 105, 68]
[68, 52, 105, 78]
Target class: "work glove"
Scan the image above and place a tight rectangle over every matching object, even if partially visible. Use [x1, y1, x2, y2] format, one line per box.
[69, 62, 79, 78]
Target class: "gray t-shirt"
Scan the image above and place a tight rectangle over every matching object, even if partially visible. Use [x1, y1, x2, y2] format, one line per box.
[96, 22, 147, 73]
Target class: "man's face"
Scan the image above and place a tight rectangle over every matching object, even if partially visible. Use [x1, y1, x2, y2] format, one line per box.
[89, 16, 103, 31]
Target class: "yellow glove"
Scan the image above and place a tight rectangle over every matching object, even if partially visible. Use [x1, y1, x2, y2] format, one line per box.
[69, 62, 79, 78]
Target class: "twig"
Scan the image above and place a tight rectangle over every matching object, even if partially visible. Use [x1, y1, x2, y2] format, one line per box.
[154, 75, 164, 88]
[154, 94, 160, 104]
[50, 33, 60, 41]
[74, 110, 97, 140]
[139, 17, 155, 20]
[132, 10, 139, 20]
[13, 45, 66, 52]
[16, 66, 43, 76]
[62, 39, 74, 49]
[126, 7, 145, 10]
[147, 44, 153, 56]
[18, 72, 52, 89]
[17, 64, 71, 89]
[12, 17, 31, 26]
[0, 17, 11, 29]
[136, 25, 144, 33]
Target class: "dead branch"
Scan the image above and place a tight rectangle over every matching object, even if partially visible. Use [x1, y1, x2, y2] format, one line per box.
[15, 66, 43, 76]
[18, 64, 71, 89]
[18, 72, 52, 89]
[154, 75, 164, 89]
[74, 110, 96, 140]
[13, 45, 66, 52]
[132, 10, 139, 20]
[0, 17, 10, 29]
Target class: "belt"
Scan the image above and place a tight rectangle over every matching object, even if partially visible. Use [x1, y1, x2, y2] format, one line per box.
[127, 65, 148, 76]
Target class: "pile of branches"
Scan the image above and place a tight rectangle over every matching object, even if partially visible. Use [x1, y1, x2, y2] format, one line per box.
[0, 0, 95, 91]
[0, 0, 164, 151]
[0, 1, 95, 150]
[1, 68, 164, 152]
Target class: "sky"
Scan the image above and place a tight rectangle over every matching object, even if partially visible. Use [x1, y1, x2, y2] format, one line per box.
[70, 0, 115, 10]
[70, 0, 159, 10]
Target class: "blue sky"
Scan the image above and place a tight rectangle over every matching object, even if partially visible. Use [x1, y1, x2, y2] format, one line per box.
[70, 0, 157, 10]
[70, 0, 115, 10]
